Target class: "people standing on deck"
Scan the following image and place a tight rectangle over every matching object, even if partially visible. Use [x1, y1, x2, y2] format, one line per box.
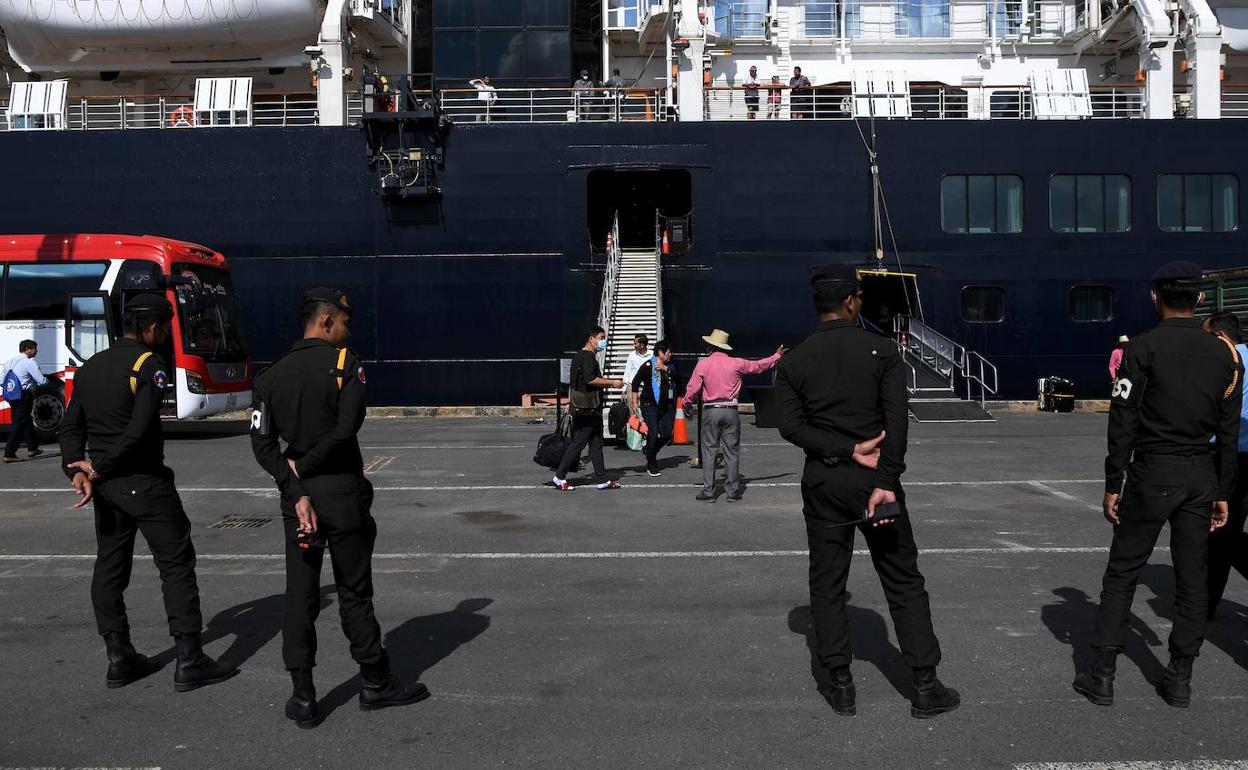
[790, 67, 813, 119]
[685, 329, 784, 502]
[1201, 311, 1248, 621]
[1074, 261, 1240, 709]
[1108, 335, 1129, 383]
[3, 339, 48, 462]
[468, 75, 496, 122]
[767, 75, 784, 119]
[775, 264, 960, 719]
[574, 70, 597, 121]
[553, 326, 623, 491]
[743, 66, 761, 119]
[631, 341, 678, 476]
[622, 334, 650, 419]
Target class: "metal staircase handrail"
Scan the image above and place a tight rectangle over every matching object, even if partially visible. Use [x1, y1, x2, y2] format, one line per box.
[653, 212, 665, 341]
[963, 349, 999, 405]
[863, 316, 918, 391]
[597, 214, 623, 370]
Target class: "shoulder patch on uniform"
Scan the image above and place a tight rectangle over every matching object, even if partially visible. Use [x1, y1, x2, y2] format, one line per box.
[1111, 375, 1145, 407]
[153, 370, 168, 390]
[357, 366, 367, 384]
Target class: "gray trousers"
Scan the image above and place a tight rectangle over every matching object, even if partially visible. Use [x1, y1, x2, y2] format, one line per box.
[700, 407, 741, 495]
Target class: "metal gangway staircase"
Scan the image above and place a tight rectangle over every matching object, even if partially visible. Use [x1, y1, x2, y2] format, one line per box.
[596, 214, 664, 409]
[890, 316, 998, 423]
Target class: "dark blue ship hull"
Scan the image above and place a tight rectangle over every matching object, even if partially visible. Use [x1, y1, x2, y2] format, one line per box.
[2, 119, 1245, 403]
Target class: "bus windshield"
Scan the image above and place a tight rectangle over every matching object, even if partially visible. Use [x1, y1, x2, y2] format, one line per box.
[171, 264, 247, 361]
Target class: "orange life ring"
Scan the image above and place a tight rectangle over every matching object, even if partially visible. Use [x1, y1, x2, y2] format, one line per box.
[169, 106, 194, 127]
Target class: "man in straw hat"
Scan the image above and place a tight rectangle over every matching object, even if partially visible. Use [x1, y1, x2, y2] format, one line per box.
[1108, 334, 1129, 383]
[684, 329, 784, 502]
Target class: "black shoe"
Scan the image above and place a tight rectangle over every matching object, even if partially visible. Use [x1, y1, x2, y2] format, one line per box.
[285, 669, 324, 728]
[1157, 656, 1194, 708]
[173, 632, 240, 692]
[910, 667, 960, 719]
[359, 673, 431, 711]
[726, 493, 742, 502]
[818, 667, 856, 716]
[102, 631, 159, 689]
[1072, 646, 1119, 706]
[695, 492, 714, 502]
[647, 465, 661, 477]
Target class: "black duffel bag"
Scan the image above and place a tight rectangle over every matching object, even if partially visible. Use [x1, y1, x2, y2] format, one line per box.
[608, 400, 629, 437]
[533, 414, 572, 468]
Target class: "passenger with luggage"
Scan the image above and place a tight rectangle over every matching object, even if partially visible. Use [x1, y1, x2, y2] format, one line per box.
[551, 325, 623, 491]
[630, 341, 678, 476]
[2, 339, 48, 462]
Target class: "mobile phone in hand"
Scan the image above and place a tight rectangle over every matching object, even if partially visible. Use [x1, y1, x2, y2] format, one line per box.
[863, 501, 902, 525]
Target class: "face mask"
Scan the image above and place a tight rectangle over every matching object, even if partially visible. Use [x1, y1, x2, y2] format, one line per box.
[597, 338, 608, 352]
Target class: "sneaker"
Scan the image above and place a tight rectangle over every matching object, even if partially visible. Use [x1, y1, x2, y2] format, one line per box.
[2, 456, 21, 464]
[647, 466, 661, 477]
[552, 477, 573, 491]
[27, 449, 43, 458]
[695, 492, 714, 502]
[726, 493, 742, 502]
[597, 480, 621, 490]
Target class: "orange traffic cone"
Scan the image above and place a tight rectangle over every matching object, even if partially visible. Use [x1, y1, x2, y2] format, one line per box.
[672, 397, 690, 445]
[661, 229, 670, 255]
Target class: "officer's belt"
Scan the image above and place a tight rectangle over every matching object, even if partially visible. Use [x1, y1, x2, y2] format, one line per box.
[1133, 451, 1214, 465]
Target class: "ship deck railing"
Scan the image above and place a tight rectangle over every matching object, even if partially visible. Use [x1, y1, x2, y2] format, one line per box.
[0, 92, 365, 131]
[438, 87, 666, 123]
[703, 83, 1146, 120]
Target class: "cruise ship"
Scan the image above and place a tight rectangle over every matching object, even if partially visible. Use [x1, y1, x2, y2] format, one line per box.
[2, 0, 1248, 414]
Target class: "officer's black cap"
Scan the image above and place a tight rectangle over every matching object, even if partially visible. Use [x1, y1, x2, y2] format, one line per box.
[125, 292, 173, 319]
[810, 264, 860, 286]
[301, 287, 353, 317]
[1151, 260, 1204, 288]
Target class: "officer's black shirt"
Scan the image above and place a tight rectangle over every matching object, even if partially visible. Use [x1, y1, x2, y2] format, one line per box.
[59, 337, 170, 480]
[1106, 316, 1243, 497]
[250, 338, 367, 501]
[775, 318, 908, 491]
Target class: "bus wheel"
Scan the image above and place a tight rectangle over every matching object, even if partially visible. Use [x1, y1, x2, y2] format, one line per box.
[31, 392, 65, 438]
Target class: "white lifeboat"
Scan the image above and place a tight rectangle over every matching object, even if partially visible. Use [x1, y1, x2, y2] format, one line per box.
[0, 0, 322, 73]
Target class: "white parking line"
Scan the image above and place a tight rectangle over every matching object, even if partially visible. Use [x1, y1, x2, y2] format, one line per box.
[1014, 763, 1248, 770]
[0, 545, 1138, 562]
[1027, 481, 1101, 512]
[0, 479, 1104, 494]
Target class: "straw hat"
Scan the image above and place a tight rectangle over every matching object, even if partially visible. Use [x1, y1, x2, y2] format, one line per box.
[702, 329, 733, 351]
[1117, 335, 1129, 344]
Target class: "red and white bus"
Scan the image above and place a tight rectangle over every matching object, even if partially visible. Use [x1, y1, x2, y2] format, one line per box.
[0, 234, 252, 434]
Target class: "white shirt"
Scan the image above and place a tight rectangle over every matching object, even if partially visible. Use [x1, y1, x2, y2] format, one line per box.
[2, 355, 47, 393]
[622, 349, 650, 394]
[469, 79, 497, 103]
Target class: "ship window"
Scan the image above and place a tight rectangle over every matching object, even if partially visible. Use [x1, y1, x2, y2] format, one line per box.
[527, 0, 570, 25]
[1069, 285, 1114, 322]
[480, 0, 523, 26]
[1050, 175, 1130, 233]
[961, 286, 1005, 323]
[1158, 174, 1238, 232]
[433, 30, 477, 80]
[479, 29, 526, 79]
[434, 0, 476, 26]
[525, 30, 571, 79]
[941, 175, 1022, 234]
[2, 262, 107, 321]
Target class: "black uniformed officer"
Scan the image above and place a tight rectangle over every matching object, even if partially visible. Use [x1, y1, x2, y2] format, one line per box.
[775, 265, 959, 719]
[1074, 261, 1240, 709]
[59, 292, 238, 691]
[250, 287, 427, 729]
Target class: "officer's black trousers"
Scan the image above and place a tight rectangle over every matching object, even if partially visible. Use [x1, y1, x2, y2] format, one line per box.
[91, 473, 203, 636]
[3, 396, 38, 458]
[282, 474, 386, 671]
[801, 466, 941, 671]
[1093, 455, 1213, 658]
[1208, 453, 1248, 617]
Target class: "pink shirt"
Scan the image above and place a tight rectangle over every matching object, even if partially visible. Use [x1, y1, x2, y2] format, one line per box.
[1108, 348, 1124, 381]
[685, 350, 782, 406]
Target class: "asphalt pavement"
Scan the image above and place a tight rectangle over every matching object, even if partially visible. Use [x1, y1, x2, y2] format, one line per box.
[0, 412, 1245, 769]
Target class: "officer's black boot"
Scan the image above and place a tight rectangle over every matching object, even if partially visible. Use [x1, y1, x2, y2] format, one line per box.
[1157, 656, 1194, 708]
[173, 632, 240, 692]
[285, 668, 324, 728]
[102, 631, 159, 689]
[818, 666, 856, 716]
[358, 658, 431, 712]
[910, 667, 960, 719]
[1072, 646, 1119, 706]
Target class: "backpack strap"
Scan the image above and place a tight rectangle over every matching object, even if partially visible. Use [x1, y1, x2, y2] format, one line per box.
[331, 347, 349, 390]
[130, 351, 154, 396]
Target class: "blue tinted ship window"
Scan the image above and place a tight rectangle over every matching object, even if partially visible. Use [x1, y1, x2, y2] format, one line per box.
[941, 175, 1022, 234]
[961, 286, 1005, 323]
[479, 29, 526, 79]
[527, 0, 570, 26]
[1158, 174, 1239, 232]
[526, 30, 571, 79]
[480, 0, 522, 26]
[1049, 174, 1130, 233]
[1069, 285, 1114, 322]
[434, 0, 476, 26]
[434, 30, 477, 79]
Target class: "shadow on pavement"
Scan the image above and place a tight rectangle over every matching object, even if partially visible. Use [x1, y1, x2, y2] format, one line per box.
[1040, 585, 1164, 684]
[1139, 564, 1248, 672]
[787, 601, 911, 700]
[320, 597, 494, 719]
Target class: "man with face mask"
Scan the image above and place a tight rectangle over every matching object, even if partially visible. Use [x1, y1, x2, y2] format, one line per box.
[553, 325, 623, 491]
[251, 287, 428, 728]
[60, 292, 239, 693]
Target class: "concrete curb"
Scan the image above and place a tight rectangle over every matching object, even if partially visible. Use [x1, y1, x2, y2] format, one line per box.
[207, 400, 1109, 420]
